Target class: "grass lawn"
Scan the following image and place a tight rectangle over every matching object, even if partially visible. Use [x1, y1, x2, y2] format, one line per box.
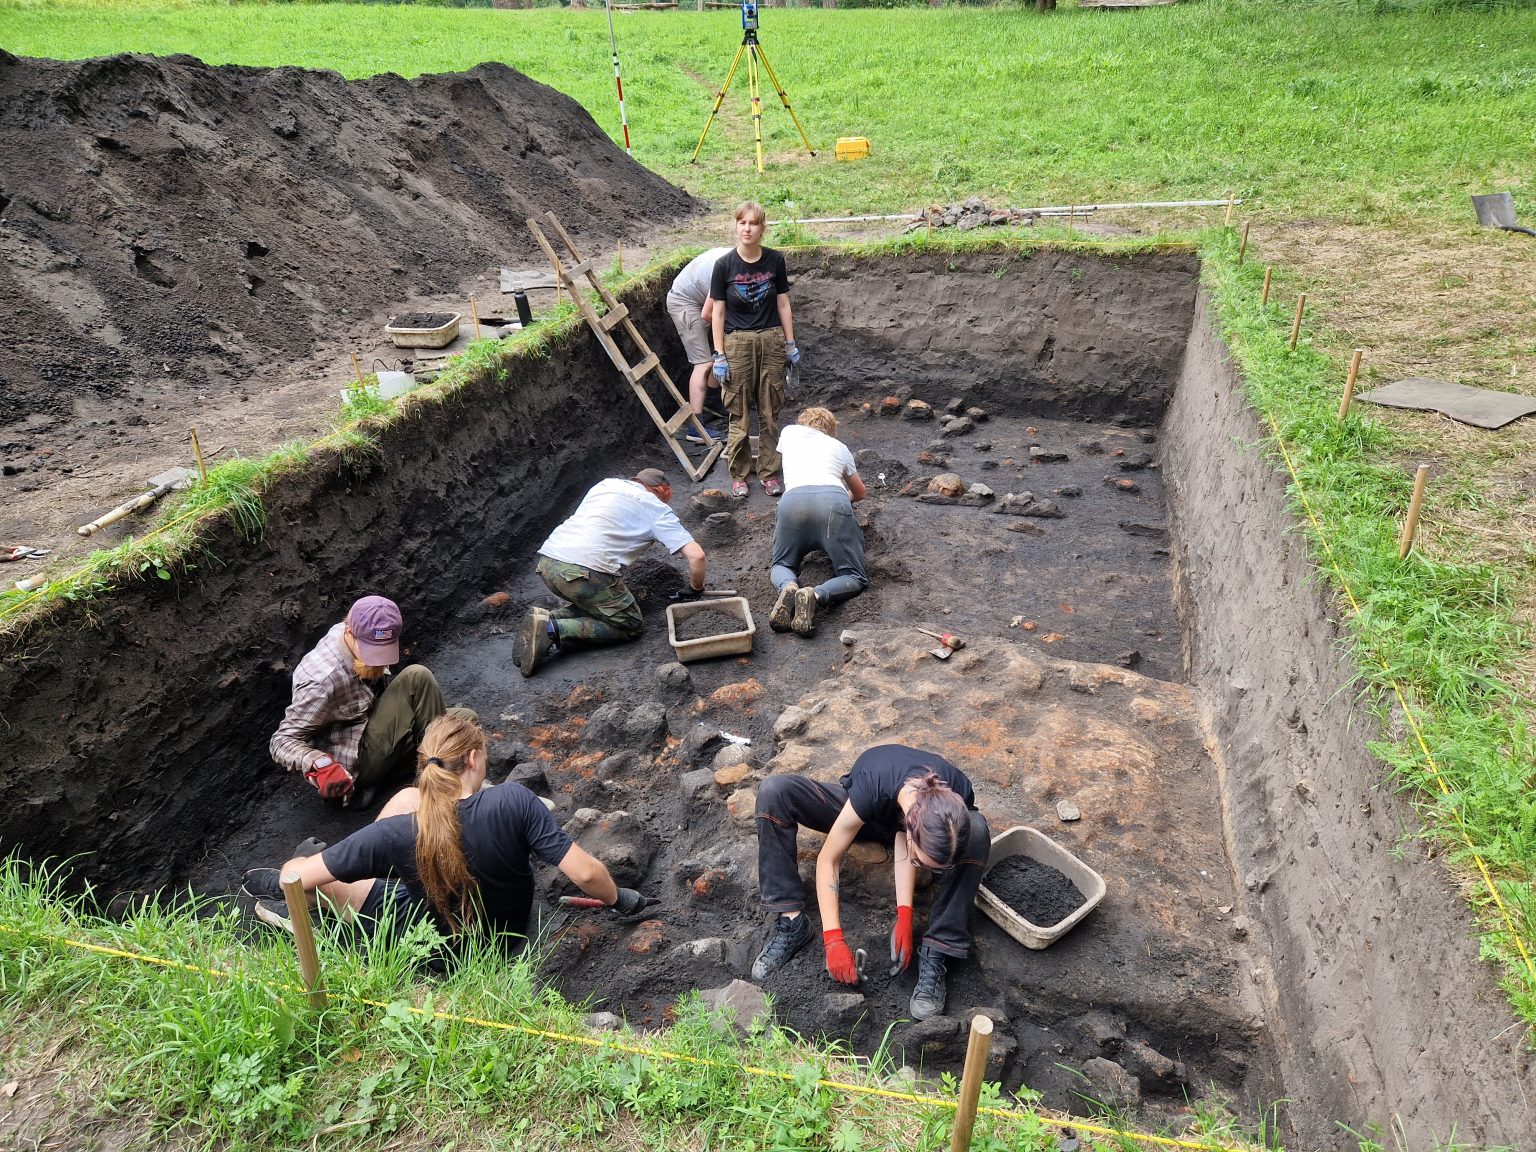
[2, 0, 1534, 1146]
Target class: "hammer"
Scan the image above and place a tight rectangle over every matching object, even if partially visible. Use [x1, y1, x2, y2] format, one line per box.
[915, 627, 965, 659]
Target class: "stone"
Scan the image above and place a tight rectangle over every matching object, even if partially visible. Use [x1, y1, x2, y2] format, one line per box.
[585, 1011, 625, 1032]
[1029, 446, 1069, 463]
[1105, 476, 1140, 493]
[1118, 521, 1167, 539]
[1078, 438, 1105, 455]
[655, 662, 692, 692]
[581, 702, 628, 747]
[993, 493, 1065, 519]
[901, 399, 934, 421]
[725, 787, 757, 824]
[846, 841, 889, 867]
[979, 459, 999, 471]
[680, 767, 717, 803]
[822, 992, 867, 1027]
[1230, 916, 1252, 941]
[898, 476, 934, 497]
[671, 937, 730, 965]
[1138, 430, 1157, 443]
[626, 920, 665, 954]
[1115, 650, 1142, 668]
[915, 493, 959, 506]
[1116, 453, 1155, 472]
[712, 743, 754, 772]
[958, 483, 995, 507]
[1056, 799, 1081, 822]
[1006, 521, 1046, 537]
[973, 441, 992, 452]
[596, 751, 637, 781]
[1054, 485, 1083, 498]
[705, 680, 765, 708]
[840, 630, 859, 646]
[929, 473, 966, 498]
[699, 511, 739, 542]
[1080, 1057, 1140, 1107]
[691, 488, 733, 516]
[714, 761, 753, 788]
[905, 1015, 965, 1059]
[677, 723, 724, 764]
[915, 450, 949, 467]
[622, 702, 669, 749]
[481, 591, 511, 609]
[574, 810, 656, 886]
[699, 979, 772, 1032]
[1119, 1038, 1184, 1087]
[878, 396, 902, 416]
[773, 706, 813, 741]
[943, 396, 967, 414]
[938, 416, 975, 438]
[564, 807, 602, 836]
[965, 406, 989, 422]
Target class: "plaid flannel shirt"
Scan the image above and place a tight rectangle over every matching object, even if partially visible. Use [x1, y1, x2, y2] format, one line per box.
[269, 622, 381, 773]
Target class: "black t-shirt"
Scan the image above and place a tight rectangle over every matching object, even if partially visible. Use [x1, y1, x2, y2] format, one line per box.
[322, 782, 574, 936]
[840, 744, 976, 837]
[709, 246, 791, 334]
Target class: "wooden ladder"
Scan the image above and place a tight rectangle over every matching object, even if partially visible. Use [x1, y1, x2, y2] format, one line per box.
[527, 212, 723, 483]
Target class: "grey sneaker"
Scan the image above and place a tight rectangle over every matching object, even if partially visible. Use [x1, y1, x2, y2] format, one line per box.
[239, 867, 282, 901]
[751, 913, 812, 981]
[517, 607, 555, 678]
[909, 946, 948, 1021]
[254, 898, 294, 935]
[768, 583, 798, 633]
[790, 587, 818, 637]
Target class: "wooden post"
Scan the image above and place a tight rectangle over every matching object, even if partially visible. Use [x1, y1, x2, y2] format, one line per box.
[470, 293, 482, 340]
[1224, 192, 1235, 227]
[1288, 293, 1307, 351]
[617, 240, 624, 274]
[1398, 464, 1430, 560]
[1237, 220, 1250, 265]
[950, 1014, 993, 1152]
[349, 352, 367, 388]
[1261, 266, 1273, 307]
[1338, 349, 1363, 422]
[1067, 204, 1075, 240]
[280, 872, 327, 1009]
[188, 428, 208, 488]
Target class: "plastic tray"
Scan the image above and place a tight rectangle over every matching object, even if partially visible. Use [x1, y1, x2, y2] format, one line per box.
[665, 597, 755, 663]
[385, 312, 461, 348]
[976, 825, 1105, 950]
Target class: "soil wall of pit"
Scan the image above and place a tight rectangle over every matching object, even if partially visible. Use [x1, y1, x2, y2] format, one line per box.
[0, 248, 1200, 892]
[1163, 294, 1536, 1150]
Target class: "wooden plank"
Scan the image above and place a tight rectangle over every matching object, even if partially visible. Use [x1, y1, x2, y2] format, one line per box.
[665, 408, 698, 435]
[626, 352, 660, 382]
[561, 257, 596, 282]
[599, 303, 630, 331]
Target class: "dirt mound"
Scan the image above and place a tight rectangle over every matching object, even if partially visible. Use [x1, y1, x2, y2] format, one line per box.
[0, 49, 697, 428]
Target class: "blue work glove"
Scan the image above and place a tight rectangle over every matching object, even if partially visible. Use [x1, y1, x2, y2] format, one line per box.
[712, 352, 730, 383]
[785, 340, 801, 366]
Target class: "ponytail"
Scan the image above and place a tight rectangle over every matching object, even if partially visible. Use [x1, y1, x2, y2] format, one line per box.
[904, 772, 970, 869]
[414, 714, 485, 932]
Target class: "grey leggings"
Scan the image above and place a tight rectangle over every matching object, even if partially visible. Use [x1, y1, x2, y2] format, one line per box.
[769, 485, 869, 604]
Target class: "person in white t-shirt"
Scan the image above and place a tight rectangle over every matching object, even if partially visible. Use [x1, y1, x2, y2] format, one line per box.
[517, 468, 707, 676]
[666, 246, 732, 442]
[767, 408, 868, 637]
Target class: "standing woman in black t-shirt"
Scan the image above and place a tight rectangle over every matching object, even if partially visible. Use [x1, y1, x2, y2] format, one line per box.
[250, 714, 644, 946]
[750, 744, 991, 1021]
[708, 200, 799, 500]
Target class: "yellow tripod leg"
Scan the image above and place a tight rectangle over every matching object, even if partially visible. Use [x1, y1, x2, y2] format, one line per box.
[753, 42, 817, 158]
[748, 48, 764, 175]
[692, 43, 747, 164]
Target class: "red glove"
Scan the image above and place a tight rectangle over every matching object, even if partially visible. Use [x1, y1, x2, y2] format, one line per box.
[823, 929, 860, 985]
[890, 905, 914, 974]
[305, 755, 355, 800]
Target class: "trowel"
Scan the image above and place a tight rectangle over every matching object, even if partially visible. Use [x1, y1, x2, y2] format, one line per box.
[77, 466, 198, 537]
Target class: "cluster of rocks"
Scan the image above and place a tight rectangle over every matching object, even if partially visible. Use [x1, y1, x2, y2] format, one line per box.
[905, 197, 1040, 233]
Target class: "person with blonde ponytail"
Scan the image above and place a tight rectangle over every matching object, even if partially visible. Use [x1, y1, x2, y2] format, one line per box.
[751, 744, 990, 1021]
[255, 713, 641, 947]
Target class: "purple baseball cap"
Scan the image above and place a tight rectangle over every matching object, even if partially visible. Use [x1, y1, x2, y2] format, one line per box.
[347, 595, 402, 666]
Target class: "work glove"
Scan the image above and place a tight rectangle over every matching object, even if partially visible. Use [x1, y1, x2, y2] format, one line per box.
[712, 352, 730, 383]
[823, 928, 860, 985]
[668, 587, 705, 603]
[305, 755, 355, 801]
[612, 887, 648, 916]
[785, 340, 801, 366]
[889, 905, 914, 975]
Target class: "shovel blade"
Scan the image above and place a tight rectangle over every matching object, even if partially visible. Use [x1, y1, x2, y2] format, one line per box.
[1473, 192, 1519, 229]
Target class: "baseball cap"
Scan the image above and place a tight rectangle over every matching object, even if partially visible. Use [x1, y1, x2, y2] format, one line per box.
[347, 595, 402, 666]
[634, 467, 670, 489]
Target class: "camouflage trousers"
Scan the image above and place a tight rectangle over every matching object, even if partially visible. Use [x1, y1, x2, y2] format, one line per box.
[536, 556, 644, 646]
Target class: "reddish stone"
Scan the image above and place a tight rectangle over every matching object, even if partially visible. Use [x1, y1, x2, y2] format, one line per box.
[627, 919, 666, 954]
[481, 591, 511, 608]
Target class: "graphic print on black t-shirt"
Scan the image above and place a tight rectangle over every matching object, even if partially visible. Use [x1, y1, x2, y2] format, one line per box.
[710, 247, 791, 333]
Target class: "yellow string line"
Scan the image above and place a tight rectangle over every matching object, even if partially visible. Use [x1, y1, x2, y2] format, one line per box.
[1261, 410, 1536, 986]
[0, 923, 1242, 1152]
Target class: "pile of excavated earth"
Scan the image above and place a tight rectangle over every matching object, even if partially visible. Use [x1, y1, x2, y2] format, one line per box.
[4, 47, 1535, 1152]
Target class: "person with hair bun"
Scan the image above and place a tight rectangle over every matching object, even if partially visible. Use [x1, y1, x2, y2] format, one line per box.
[751, 744, 990, 1021]
[248, 713, 642, 948]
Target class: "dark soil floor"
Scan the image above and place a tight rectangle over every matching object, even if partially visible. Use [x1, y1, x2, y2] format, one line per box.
[188, 402, 1277, 1127]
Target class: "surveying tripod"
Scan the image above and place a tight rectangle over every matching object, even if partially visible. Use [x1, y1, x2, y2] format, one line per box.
[691, 1, 815, 175]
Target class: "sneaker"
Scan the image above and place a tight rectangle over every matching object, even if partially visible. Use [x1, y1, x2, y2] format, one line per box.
[768, 583, 799, 633]
[240, 867, 282, 901]
[751, 912, 812, 981]
[762, 476, 784, 498]
[731, 480, 750, 499]
[790, 587, 818, 637]
[254, 898, 294, 935]
[909, 946, 948, 1021]
[685, 420, 726, 445]
[517, 607, 555, 678]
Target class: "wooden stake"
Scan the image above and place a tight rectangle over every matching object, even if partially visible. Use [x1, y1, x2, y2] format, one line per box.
[1338, 349, 1363, 422]
[1261, 266, 1273, 307]
[188, 428, 208, 488]
[1398, 464, 1430, 560]
[470, 293, 482, 340]
[617, 240, 624, 274]
[1288, 293, 1307, 351]
[1224, 191, 1235, 227]
[349, 352, 367, 388]
[280, 872, 327, 1009]
[1237, 220, 1250, 265]
[1067, 204, 1075, 239]
[951, 1015, 994, 1152]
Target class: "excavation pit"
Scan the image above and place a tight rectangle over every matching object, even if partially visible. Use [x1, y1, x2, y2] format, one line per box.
[4, 248, 1532, 1150]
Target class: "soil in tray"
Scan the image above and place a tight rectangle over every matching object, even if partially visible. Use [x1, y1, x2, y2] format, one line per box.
[985, 855, 1086, 927]
[673, 609, 747, 642]
[388, 312, 457, 329]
